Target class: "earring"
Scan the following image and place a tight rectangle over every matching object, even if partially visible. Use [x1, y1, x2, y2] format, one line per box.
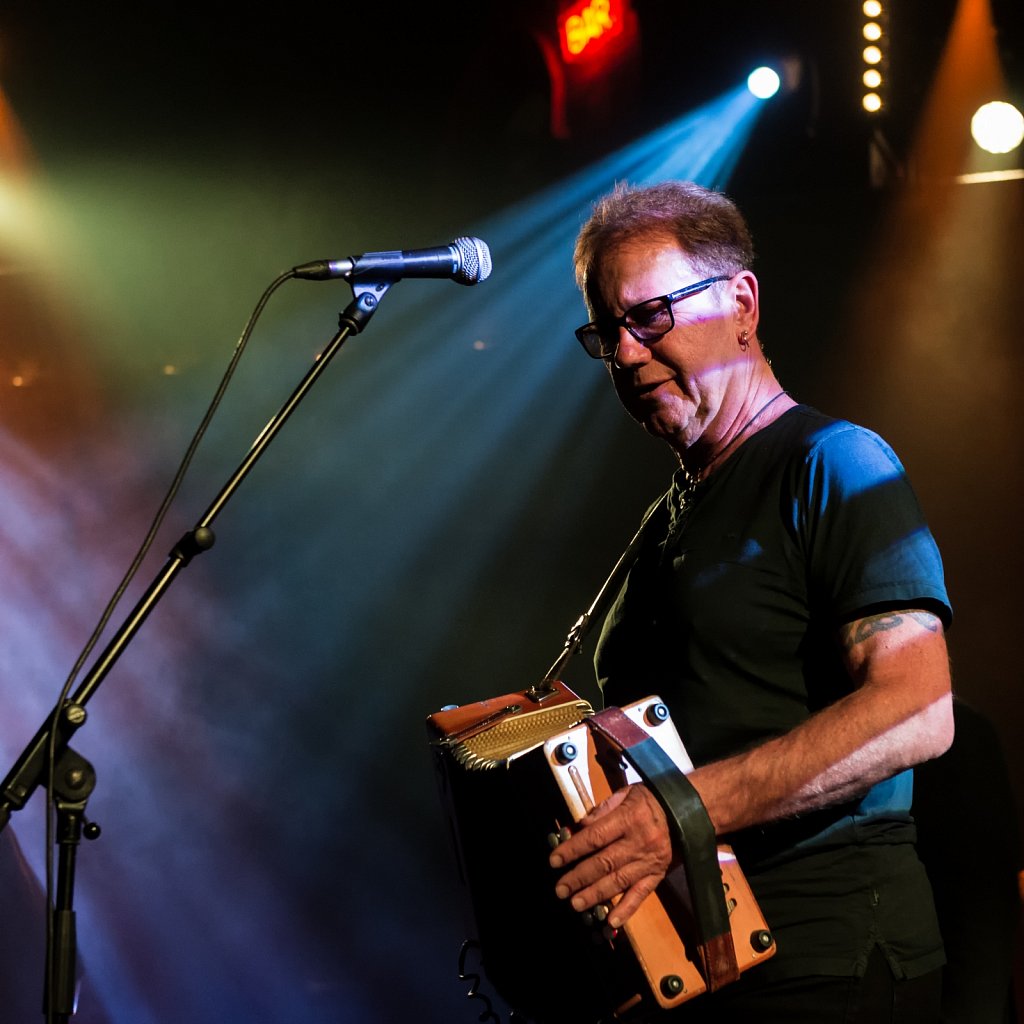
[739, 330, 750, 350]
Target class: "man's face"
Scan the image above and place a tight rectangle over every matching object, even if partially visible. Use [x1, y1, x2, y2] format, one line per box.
[591, 236, 748, 455]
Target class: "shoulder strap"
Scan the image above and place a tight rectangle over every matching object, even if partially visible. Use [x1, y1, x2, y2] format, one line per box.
[534, 488, 671, 691]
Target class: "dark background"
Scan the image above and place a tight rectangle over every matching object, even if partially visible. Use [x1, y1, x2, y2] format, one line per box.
[0, 2, 1020, 1022]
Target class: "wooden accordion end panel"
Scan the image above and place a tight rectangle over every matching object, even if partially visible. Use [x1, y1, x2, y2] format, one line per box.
[426, 684, 775, 1022]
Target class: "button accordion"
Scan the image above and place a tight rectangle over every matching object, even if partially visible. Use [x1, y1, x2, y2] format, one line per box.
[426, 680, 775, 1022]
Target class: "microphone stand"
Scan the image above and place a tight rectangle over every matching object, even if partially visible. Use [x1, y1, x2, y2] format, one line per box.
[0, 279, 390, 1021]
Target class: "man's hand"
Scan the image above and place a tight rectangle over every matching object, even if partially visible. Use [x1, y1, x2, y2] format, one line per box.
[548, 783, 673, 928]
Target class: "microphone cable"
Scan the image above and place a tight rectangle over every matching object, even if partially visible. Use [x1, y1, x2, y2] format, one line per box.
[41, 267, 296, 1023]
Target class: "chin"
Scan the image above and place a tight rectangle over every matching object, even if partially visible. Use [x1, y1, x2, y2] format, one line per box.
[639, 415, 683, 444]
[634, 411, 694, 454]
[631, 400, 676, 431]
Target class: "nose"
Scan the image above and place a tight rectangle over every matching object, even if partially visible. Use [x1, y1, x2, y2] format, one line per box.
[611, 328, 652, 369]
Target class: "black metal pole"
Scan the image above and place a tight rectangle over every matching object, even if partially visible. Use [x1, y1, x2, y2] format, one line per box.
[0, 286, 386, 832]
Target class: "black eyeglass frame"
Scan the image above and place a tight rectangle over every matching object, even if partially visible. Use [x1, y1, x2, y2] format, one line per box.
[574, 274, 732, 359]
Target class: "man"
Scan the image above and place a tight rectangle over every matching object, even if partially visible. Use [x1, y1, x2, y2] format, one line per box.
[549, 180, 954, 1021]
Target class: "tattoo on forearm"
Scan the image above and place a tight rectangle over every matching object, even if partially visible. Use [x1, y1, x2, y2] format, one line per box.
[840, 610, 939, 649]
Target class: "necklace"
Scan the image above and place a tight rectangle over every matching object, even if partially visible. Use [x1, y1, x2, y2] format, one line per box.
[700, 390, 788, 480]
[675, 390, 789, 516]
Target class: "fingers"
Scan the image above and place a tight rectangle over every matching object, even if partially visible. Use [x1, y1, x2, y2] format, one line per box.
[549, 788, 632, 869]
[604, 872, 661, 928]
[550, 784, 667, 870]
[548, 784, 672, 928]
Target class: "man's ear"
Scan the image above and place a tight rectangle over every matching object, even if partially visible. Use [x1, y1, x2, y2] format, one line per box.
[732, 270, 759, 336]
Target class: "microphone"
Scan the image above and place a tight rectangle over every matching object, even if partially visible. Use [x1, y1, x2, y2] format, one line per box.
[292, 236, 492, 286]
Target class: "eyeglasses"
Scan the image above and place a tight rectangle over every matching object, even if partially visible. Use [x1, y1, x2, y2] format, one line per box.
[574, 274, 731, 359]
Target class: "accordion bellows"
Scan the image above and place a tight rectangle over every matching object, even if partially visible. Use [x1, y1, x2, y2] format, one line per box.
[434, 689, 594, 769]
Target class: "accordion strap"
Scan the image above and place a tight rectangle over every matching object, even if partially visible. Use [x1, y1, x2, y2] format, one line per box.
[537, 488, 670, 692]
[587, 706, 740, 991]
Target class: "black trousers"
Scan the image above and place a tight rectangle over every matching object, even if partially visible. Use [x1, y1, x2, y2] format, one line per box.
[655, 946, 942, 1024]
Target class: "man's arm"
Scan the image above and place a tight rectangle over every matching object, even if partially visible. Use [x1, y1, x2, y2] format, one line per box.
[549, 608, 954, 928]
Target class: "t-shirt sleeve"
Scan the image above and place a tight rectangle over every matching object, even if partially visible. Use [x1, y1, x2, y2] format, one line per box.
[795, 424, 952, 628]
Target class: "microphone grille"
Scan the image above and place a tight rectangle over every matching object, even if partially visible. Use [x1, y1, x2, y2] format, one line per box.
[452, 236, 492, 285]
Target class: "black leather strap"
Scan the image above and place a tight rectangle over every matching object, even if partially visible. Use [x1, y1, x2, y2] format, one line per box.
[588, 708, 734, 970]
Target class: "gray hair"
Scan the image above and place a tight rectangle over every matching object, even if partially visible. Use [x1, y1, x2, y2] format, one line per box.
[573, 181, 755, 308]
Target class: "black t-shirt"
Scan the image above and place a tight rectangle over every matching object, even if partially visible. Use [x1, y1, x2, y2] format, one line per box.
[594, 404, 951, 980]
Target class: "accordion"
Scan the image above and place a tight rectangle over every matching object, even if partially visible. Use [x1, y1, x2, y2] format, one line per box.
[427, 681, 775, 1022]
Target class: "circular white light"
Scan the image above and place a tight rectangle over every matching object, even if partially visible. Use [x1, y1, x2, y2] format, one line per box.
[863, 1, 883, 16]
[863, 93, 883, 113]
[863, 45, 882, 65]
[971, 100, 1024, 154]
[863, 69, 882, 89]
[747, 66, 781, 100]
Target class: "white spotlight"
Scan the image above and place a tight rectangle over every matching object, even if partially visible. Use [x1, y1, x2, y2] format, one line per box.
[970, 101, 1024, 154]
[747, 66, 781, 100]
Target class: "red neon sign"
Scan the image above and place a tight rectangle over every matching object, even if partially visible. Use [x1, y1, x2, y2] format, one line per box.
[558, 0, 627, 63]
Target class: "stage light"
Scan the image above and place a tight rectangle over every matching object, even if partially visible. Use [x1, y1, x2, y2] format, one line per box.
[859, 0, 888, 116]
[970, 100, 1024, 154]
[744, 57, 801, 102]
[747, 66, 781, 100]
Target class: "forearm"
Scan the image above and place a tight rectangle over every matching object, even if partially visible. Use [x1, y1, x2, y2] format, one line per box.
[549, 610, 953, 926]
[688, 684, 953, 835]
[688, 611, 954, 835]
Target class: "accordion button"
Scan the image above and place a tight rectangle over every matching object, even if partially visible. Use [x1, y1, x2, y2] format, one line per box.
[547, 826, 571, 850]
[645, 702, 670, 726]
[660, 974, 685, 997]
[554, 741, 578, 765]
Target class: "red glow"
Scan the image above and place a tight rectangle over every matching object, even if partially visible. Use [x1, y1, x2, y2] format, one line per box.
[558, 0, 627, 63]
